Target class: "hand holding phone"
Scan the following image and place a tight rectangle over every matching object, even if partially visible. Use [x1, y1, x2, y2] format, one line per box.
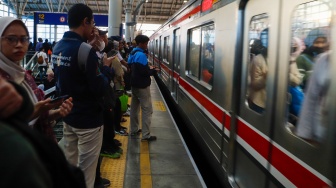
[50, 95, 69, 103]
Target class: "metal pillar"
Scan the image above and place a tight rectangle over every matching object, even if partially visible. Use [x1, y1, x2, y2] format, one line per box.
[124, 0, 133, 42]
[108, 0, 123, 37]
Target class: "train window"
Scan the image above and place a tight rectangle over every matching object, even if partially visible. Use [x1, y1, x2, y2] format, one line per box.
[163, 36, 170, 64]
[187, 23, 215, 87]
[200, 24, 215, 86]
[246, 14, 269, 114]
[286, 0, 332, 143]
[155, 39, 159, 58]
[188, 27, 201, 78]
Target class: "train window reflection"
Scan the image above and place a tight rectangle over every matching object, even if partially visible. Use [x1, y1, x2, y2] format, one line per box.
[187, 23, 215, 87]
[286, 0, 332, 144]
[154, 39, 159, 58]
[246, 14, 269, 114]
[163, 36, 170, 64]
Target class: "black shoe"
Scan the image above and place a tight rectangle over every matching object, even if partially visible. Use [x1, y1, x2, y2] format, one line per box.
[115, 129, 129, 136]
[141, 136, 157, 141]
[130, 129, 142, 136]
[101, 178, 110, 187]
[114, 139, 122, 146]
[94, 177, 110, 188]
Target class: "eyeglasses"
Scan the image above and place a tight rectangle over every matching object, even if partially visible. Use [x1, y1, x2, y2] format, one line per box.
[1, 36, 30, 46]
[86, 20, 96, 26]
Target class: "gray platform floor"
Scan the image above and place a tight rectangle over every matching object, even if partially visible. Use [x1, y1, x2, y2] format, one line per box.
[124, 77, 206, 188]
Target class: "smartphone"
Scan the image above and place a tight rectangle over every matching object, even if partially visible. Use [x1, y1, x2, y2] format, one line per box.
[50, 95, 69, 103]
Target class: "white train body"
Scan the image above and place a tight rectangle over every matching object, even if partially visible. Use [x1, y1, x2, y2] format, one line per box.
[148, 0, 336, 187]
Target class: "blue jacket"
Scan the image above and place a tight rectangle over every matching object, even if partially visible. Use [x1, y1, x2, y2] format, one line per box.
[128, 47, 156, 88]
[52, 31, 112, 128]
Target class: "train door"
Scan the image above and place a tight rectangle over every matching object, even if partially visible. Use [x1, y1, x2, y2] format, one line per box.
[172, 28, 181, 102]
[269, 0, 336, 187]
[232, 0, 281, 187]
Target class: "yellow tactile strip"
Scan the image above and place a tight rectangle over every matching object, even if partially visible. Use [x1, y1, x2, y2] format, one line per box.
[140, 142, 152, 188]
[153, 101, 166, 111]
[100, 103, 130, 188]
[101, 97, 157, 188]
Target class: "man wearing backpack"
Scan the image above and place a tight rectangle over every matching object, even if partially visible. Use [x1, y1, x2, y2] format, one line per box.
[128, 35, 159, 141]
[52, 4, 114, 188]
[37, 47, 48, 83]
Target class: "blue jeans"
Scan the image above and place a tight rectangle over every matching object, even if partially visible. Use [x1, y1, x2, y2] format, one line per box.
[38, 65, 47, 82]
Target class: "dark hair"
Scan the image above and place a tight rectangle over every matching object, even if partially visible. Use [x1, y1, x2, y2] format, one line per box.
[68, 3, 93, 28]
[134, 35, 149, 45]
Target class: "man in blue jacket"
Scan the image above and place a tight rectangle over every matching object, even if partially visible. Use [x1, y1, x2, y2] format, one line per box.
[128, 35, 159, 141]
[51, 3, 113, 188]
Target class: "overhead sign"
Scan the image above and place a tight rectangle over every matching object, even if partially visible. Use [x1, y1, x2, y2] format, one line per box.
[34, 12, 108, 26]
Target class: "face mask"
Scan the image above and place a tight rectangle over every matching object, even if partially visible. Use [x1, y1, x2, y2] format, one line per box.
[98, 40, 105, 52]
[311, 46, 324, 56]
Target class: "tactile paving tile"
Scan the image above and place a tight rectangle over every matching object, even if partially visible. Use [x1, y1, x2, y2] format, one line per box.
[153, 101, 166, 111]
[100, 99, 131, 188]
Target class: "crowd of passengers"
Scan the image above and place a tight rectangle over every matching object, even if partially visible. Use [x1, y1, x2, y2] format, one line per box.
[248, 27, 330, 144]
[0, 3, 157, 188]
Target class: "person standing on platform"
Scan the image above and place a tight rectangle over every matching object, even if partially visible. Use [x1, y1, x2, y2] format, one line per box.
[37, 47, 48, 83]
[128, 35, 159, 141]
[35, 37, 43, 52]
[52, 3, 113, 188]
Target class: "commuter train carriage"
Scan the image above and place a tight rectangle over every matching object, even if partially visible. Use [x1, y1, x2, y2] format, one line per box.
[148, 0, 336, 187]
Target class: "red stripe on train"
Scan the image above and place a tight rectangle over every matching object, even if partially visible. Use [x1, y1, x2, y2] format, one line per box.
[171, 5, 201, 26]
[272, 146, 329, 187]
[179, 78, 229, 130]
[237, 119, 330, 187]
[237, 119, 270, 159]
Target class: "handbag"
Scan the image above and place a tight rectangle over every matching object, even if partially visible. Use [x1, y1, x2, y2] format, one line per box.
[119, 92, 128, 113]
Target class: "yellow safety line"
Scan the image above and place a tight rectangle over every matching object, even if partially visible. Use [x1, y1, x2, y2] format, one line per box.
[100, 97, 131, 188]
[140, 143, 152, 188]
[100, 96, 154, 188]
[140, 107, 153, 188]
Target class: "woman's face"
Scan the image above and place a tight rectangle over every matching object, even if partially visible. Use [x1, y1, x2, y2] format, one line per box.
[1, 21, 29, 63]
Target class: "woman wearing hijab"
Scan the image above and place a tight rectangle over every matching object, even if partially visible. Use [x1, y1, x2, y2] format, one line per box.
[0, 17, 73, 142]
[296, 27, 329, 90]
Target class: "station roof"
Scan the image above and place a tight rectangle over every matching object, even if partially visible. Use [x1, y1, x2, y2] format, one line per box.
[4, 0, 189, 25]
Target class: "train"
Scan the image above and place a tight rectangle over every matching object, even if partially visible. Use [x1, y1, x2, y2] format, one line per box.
[147, 0, 336, 187]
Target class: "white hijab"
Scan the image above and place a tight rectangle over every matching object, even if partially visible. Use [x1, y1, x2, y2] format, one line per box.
[0, 17, 38, 107]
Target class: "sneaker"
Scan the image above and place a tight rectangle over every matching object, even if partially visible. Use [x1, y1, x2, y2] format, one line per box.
[101, 178, 110, 187]
[130, 129, 142, 136]
[123, 107, 131, 116]
[115, 129, 129, 136]
[123, 111, 130, 116]
[141, 136, 157, 141]
[100, 150, 121, 159]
